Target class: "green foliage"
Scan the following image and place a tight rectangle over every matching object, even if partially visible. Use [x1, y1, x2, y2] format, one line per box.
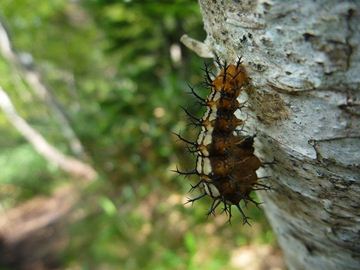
[0, 0, 277, 269]
[0, 144, 60, 206]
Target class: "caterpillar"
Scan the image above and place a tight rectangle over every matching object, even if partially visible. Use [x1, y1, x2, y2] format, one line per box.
[175, 57, 269, 224]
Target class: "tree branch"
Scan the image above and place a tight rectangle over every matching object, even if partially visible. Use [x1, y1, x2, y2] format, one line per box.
[0, 20, 86, 159]
[0, 87, 97, 181]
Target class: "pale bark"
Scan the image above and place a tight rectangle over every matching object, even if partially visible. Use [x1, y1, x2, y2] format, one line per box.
[185, 1, 360, 269]
[0, 87, 97, 181]
[0, 20, 86, 159]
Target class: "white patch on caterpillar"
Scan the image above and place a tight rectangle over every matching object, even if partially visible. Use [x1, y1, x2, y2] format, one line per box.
[202, 107, 211, 120]
[207, 89, 217, 101]
[203, 131, 212, 145]
[197, 131, 204, 145]
[197, 126, 213, 147]
[203, 157, 212, 175]
[203, 183, 220, 198]
[199, 148, 209, 156]
[196, 154, 212, 175]
[196, 156, 203, 174]
[213, 91, 221, 101]
[208, 107, 217, 121]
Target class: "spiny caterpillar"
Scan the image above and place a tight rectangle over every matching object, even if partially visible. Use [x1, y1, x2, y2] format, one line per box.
[175, 57, 269, 224]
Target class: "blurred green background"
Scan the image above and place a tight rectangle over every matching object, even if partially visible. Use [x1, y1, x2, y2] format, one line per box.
[0, 1, 280, 269]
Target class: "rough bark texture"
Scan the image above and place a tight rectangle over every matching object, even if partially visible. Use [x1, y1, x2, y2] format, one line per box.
[192, 1, 360, 269]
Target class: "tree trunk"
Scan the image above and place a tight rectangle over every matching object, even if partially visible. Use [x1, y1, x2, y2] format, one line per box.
[187, 1, 360, 269]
